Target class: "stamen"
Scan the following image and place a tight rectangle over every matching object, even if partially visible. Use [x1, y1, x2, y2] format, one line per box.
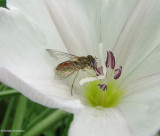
[105, 51, 115, 69]
[98, 84, 107, 91]
[92, 61, 104, 76]
[96, 66, 104, 76]
[114, 66, 122, 79]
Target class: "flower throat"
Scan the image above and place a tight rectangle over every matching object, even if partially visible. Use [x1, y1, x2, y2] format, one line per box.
[81, 49, 124, 108]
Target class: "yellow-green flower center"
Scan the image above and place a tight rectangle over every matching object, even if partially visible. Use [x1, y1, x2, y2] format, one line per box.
[84, 80, 124, 108]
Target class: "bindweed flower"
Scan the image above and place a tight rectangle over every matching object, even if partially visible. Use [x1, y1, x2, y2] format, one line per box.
[0, 0, 160, 136]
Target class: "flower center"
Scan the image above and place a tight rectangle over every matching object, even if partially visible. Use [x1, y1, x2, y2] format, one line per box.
[80, 43, 124, 108]
[84, 80, 124, 108]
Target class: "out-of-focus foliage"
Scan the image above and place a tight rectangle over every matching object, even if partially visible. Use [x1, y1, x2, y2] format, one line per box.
[0, 0, 6, 8]
[0, 82, 73, 136]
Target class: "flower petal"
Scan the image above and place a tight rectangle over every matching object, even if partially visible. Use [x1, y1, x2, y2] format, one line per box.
[69, 108, 131, 136]
[118, 73, 160, 136]
[0, 8, 84, 113]
[113, 1, 160, 134]
[119, 42, 160, 88]
[7, 0, 101, 56]
[101, 0, 139, 50]
[7, 0, 66, 52]
[124, 72, 160, 94]
[111, 0, 160, 79]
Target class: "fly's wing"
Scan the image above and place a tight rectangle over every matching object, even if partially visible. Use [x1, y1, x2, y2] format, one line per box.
[46, 49, 78, 62]
[54, 69, 77, 80]
[47, 49, 80, 79]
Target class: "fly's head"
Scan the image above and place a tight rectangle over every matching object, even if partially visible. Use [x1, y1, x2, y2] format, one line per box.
[87, 55, 96, 68]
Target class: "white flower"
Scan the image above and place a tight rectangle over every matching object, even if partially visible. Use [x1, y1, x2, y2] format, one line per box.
[0, 0, 160, 136]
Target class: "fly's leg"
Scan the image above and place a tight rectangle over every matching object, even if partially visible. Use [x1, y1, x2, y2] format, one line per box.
[71, 70, 79, 96]
[82, 69, 97, 78]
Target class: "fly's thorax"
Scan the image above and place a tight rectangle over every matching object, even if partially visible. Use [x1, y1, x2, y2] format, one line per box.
[77, 57, 90, 65]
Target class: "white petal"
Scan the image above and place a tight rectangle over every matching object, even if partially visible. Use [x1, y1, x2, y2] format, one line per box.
[108, 4, 160, 134]
[0, 8, 84, 112]
[110, 0, 160, 80]
[124, 72, 160, 94]
[69, 107, 131, 136]
[117, 72, 160, 136]
[121, 42, 160, 87]
[7, 0, 67, 52]
[7, 0, 101, 56]
[101, 0, 139, 50]
[118, 77, 160, 136]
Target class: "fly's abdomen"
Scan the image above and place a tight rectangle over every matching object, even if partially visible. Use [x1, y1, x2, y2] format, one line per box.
[55, 61, 81, 80]
[56, 61, 81, 72]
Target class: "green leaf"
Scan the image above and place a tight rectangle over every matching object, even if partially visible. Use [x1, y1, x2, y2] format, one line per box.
[24, 110, 69, 136]
[0, 83, 10, 91]
[10, 96, 28, 136]
[27, 108, 53, 130]
[0, 90, 20, 98]
[22, 102, 36, 130]
[62, 114, 73, 136]
[0, 0, 6, 8]
[0, 97, 15, 136]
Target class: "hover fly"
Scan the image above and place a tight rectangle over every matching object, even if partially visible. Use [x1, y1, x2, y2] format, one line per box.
[46, 49, 97, 95]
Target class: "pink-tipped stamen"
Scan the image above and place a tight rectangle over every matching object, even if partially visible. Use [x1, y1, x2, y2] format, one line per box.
[114, 66, 122, 79]
[96, 66, 104, 76]
[105, 51, 115, 69]
[92, 60, 104, 76]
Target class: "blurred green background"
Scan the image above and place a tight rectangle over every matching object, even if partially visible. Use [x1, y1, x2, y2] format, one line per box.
[0, 0, 6, 8]
[0, 0, 160, 136]
[0, 82, 73, 136]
